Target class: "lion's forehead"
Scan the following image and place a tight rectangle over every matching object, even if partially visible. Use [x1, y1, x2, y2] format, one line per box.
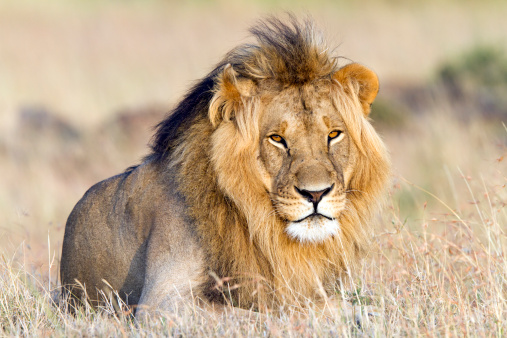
[260, 86, 343, 137]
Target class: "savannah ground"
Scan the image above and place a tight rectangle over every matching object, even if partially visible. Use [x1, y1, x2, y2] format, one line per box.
[1, 0, 507, 335]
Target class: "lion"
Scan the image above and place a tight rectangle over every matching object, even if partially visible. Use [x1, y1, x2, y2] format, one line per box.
[60, 17, 390, 317]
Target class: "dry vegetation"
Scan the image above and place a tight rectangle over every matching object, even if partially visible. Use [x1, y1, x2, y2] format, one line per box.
[1, 0, 507, 336]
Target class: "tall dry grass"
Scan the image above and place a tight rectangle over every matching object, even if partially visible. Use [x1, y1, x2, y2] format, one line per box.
[1, 131, 505, 335]
[1, 0, 507, 335]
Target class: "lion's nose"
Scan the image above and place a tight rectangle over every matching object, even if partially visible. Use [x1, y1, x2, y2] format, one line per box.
[295, 184, 334, 208]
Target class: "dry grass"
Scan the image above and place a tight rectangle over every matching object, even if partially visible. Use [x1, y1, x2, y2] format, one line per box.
[1, 0, 507, 336]
[2, 151, 506, 335]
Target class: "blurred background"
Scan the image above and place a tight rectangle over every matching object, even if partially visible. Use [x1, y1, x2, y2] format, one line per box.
[1, 0, 506, 281]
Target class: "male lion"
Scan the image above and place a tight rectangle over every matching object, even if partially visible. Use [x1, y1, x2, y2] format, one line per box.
[60, 17, 390, 317]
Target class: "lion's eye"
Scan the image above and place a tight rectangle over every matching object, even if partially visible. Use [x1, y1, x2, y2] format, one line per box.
[328, 130, 344, 146]
[269, 134, 288, 149]
[329, 131, 340, 139]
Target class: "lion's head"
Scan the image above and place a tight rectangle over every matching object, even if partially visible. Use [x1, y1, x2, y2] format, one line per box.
[151, 16, 390, 305]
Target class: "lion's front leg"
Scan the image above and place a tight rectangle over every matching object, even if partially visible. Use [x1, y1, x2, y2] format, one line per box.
[135, 223, 207, 320]
[136, 276, 203, 320]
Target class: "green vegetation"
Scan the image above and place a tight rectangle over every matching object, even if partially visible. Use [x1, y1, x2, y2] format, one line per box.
[438, 45, 507, 118]
[439, 45, 507, 89]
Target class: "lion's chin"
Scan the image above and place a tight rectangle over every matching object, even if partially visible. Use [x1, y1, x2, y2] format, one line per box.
[285, 217, 340, 244]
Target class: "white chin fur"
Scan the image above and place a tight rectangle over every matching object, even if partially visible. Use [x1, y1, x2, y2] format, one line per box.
[285, 218, 340, 244]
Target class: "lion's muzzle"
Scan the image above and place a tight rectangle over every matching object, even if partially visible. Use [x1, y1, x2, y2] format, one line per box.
[279, 184, 345, 244]
[294, 184, 334, 210]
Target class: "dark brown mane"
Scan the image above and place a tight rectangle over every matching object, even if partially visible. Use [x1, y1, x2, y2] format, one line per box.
[150, 16, 338, 158]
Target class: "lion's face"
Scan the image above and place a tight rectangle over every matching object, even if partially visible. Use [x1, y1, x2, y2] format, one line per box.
[256, 83, 356, 244]
[210, 62, 382, 246]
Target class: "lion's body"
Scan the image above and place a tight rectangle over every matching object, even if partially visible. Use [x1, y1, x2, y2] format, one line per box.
[60, 17, 390, 315]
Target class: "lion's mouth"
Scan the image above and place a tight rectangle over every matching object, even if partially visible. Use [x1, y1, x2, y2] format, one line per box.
[293, 212, 334, 223]
[285, 215, 340, 243]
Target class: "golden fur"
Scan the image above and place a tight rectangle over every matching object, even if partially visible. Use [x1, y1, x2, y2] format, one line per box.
[60, 16, 390, 314]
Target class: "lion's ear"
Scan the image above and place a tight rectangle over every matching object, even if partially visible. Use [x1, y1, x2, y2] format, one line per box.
[209, 64, 257, 127]
[221, 64, 257, 99]
[333, 63, 379, 116]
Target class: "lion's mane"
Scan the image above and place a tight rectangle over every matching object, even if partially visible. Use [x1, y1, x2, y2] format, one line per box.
[146, 17, 390, 308]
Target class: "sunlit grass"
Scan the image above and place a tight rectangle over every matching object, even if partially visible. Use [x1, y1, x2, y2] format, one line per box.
[2, 162, 506, 335]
